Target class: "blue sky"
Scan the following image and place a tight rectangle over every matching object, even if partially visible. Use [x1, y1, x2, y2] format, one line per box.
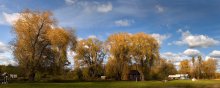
[0, 0, 220, 70]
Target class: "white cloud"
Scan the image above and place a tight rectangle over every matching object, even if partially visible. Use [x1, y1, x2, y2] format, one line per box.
[0, 42, 10, 53]
[67, 50, 76, 67]
[2, 12, 20, 25]
[209, 50, 220, 58]
[97, 2, 112, 13]
[172, 30, 219, 48]
[205, 56, 213, 61]
[65, 0, 77, 5]
[0, 42, 16, 66]
[162, 49, 201, 62]
[183, 49, 201, 57]
[161, 52, 189, 62]
[114, 19, 134, 27]
[88, 35, 97, 39]
[161, 52, 188, 70]
[0, 55, 17, 66]
[53, 1, 149, 29]
[151, 33, 170, 45]
[53, 1, 115, 29]
[155, 5, 164, 13]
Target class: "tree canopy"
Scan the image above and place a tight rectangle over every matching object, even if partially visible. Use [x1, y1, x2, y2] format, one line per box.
[12, 10, 77, 81]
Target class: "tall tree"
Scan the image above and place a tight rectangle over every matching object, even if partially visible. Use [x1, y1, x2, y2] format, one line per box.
[202, 58, 217, 79]
[12, 10, 76, 81]
[179, 60, 191, 75]
[105, 57, 117, 79]
[191, 57, 196, 78]
[129, 33, 159, 81]
[106, 33, 131, 80]
[106, 32, 160, 80]
[74, 38, 105, 80]
[46, 29, 77, 75]
[195, 56, 203, 79]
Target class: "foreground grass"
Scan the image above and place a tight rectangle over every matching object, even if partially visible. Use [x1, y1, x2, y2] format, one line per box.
[1, 80, 220, 88]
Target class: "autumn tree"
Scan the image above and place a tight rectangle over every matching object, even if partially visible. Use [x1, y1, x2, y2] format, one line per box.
[12, 10, 76, 81]
[129, 33, 159, 81]
[106, 33, 131, 80]
[46, 29, 77, 75]
[191, 57, 196, 78]
[74, 38, 105, 80]
[151, 59, 177, 80]
[202, 58, 217, 79]
[105, 32, 159, 80]
[194, 56, 203, 79]
[105, 57, 117, 79]
[179, 59, 191, 75]
[190, 56, 204, 79]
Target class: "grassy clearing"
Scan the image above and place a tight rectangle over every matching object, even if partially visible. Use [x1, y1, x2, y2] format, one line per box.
[0, 80, 220, 88]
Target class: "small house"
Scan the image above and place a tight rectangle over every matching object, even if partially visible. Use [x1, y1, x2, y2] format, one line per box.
[128, 70, 140, 81]
[1, 72, 9, 84]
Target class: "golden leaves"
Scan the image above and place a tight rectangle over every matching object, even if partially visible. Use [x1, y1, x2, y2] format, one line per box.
[46, 28, 70, 48]
[74, 38, 103, 67]
[179, 60, 191, 74]
[106, 32, 159, 61]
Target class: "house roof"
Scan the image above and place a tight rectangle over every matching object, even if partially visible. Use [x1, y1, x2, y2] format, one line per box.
[129, 70, 140, 75]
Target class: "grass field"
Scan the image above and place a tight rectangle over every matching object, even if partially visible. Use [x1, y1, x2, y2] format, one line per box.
[1, 80, 220, 88]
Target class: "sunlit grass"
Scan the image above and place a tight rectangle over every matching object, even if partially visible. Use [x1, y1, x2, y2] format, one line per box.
[1, 80, 220, 88]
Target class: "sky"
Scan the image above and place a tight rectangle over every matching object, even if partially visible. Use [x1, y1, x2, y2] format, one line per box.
[0, 0, 220, 71]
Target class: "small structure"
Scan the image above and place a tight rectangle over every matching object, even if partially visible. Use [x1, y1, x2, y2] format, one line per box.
[1, 72, 9, 84]
[10, 74, 17, 79]
[101, 76, 106, 80]
[128, 70, 140, 81]
[168, 74, 189, 80]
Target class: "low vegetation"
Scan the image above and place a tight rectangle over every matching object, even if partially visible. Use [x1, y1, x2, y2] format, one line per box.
[1, 80, 220, 88]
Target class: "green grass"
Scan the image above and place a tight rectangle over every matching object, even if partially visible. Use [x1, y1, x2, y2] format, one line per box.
[1, 80, 220, 88]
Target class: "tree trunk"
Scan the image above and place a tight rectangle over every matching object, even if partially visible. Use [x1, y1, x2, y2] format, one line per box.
[141, 73, 145, 81]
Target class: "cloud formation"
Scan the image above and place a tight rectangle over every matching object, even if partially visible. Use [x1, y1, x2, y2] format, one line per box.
[0, 55, 17, 66]
[114, 19, 134, 27]
[161, 49, 201, 62]
[172, 29, 219, 48]
[183, 49, 201, 57]
[65, 0, 77, 5]
[151, 33, 170, 45]
[67, 50, 76, 67]
[97, 2, 112, 13]
[0, 42, 16, 65]
[0, 42, 10, 53]
[161, 52, 188, 62]
[209, 50, 220, 58]
[2, 12, 20, 25]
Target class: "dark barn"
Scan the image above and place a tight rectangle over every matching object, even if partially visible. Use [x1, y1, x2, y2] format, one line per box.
[128, 70, 140, 81]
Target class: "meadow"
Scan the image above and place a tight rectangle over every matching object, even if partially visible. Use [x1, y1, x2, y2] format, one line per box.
[1, 80, 220, 88]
